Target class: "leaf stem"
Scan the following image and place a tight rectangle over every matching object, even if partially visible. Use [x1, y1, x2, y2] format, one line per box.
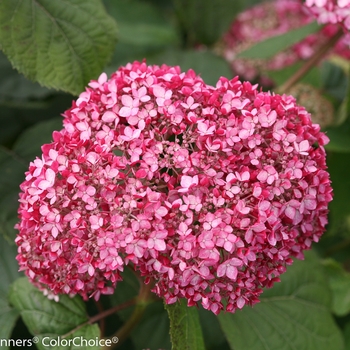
[60, 298, 136, 340]
[278, 26, 344, 92]
[89, 298, 137, 325]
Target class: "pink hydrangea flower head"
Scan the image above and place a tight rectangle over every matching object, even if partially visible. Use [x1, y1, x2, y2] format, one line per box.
[221, 0, 350, 84]
[16, 61, 332, 314]
[304, 0, 350, 29]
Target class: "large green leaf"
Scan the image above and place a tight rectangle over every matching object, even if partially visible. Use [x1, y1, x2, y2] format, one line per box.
[0, 147, 27, 240]
[237, 21, 320, 60]
[0, 51, 51, 103]
[148, 49, 232, 86]
[103, 0, 177, 48]
[325, 128, 350, 152]
[322, 259, 350, 316]
[198, 306, 230, 350]
[104, 42, 162, 77]
[321, 61, 348, 102]
[0, 118, 62, 240]
[165, 298, 205, 350]
[0, 0, 118, 95]
[323, 62, 350, 152]
[131, 301, 171, 350]
[102, 0, 178, 74]
[327, 152, 350, 227]
[0, 237, 21, 297]
[31, 324, 102, 350]
[10, 278, 88, 334]
[9, 278, 100, 350]
[173, 0, 251, 46]
[13, 117, 63, 161]
[218, 251, 344, 350]
[344, 321, 350, 350]
[0, 299, 19, 350]
[0, 235, 21, 350]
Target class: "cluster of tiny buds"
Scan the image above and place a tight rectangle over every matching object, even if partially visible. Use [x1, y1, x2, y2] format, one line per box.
[15, 61, 332, 315]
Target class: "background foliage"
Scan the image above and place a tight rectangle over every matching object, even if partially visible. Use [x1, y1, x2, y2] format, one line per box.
[0, 0, 350, 349]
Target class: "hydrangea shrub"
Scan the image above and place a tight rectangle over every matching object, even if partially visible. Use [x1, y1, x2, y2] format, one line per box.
[15, 61, 332, 315]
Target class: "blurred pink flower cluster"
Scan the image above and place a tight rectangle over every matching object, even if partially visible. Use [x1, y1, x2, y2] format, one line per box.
[16, 62, 332, 314]
[305, 0, 350, 29]
[222, 0, 350, 84]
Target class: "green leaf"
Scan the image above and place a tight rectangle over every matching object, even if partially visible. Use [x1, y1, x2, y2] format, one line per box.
[119, 23, 176, 47]
[0, 236, 21, 296]
[34, 324, 101, 350]
[106, 43, 232, 86]
[148, 49, 232, 86]
[317, 62, 350, 151]
[13, 117, 63, 161]
[104, 42, 159, 76]
[0, 0, 118, 95]
[237, 21, 320, 60]
[344, 321, 350, 350]
[327, 152, 350, 227]
[0, 299, 19, 350]
[173, 0, 249, 46]
[321, 61, 348, 102]
[103, 0, 178, 48]
[198, 306, 230, 350]
[322, 259, 350, 316]
[325, 128, 350, 152]
[131, 301, 171, 350]
[103, 0, 179, 75]
[0, 118, 62, 240]
[0, 146, 27, 240]
[165, 298, 205, 350]
[335, 96, 350, 128]
[321, 61, 349, 137]
[218, 251, 344, 350]
[9, 277, 100, 350]
[0, 51, 51, 103]
[323, 61, 350, 136]
[0, 108, 22, 145]
[9, 278, 88, 334]
[0, 235, 21, 350]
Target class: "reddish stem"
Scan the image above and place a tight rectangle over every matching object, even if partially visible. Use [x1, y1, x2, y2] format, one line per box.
[278, 26, 344, 92]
